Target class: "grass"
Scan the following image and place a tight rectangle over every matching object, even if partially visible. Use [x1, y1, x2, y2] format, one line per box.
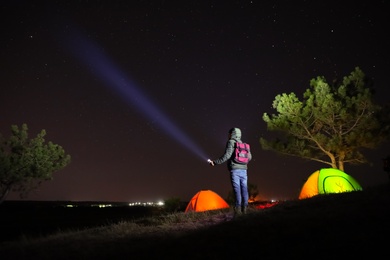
[1, 183, 389, 259]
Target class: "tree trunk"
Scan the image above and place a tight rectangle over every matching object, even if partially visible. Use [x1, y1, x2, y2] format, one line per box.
[328, 153, 337, 169]
[338, 151, 345, 172]
[0, 187, 10, 205]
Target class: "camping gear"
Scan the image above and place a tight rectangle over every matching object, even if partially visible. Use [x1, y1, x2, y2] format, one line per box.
[299, 168, 363, 199]
[185, 189, 229, 212]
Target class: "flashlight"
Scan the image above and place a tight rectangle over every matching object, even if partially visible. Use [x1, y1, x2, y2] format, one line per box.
[207, 159, 212, 163]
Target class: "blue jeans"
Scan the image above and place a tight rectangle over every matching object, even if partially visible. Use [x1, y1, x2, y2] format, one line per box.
[230, 169, 249, 208]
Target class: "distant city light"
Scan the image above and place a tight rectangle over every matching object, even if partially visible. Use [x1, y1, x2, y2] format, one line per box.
[63, 201, 165, 208]
[128, 201, 164, 207]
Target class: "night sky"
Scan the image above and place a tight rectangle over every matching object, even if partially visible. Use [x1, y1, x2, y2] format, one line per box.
[2, 1, 389, 202]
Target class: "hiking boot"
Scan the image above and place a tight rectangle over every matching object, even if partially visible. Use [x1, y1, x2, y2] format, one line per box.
[242, 206, 248, 214]
[233, 207, 242, 217]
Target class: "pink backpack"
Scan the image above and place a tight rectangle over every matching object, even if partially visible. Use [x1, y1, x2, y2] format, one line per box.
[233, 142, 251, 164]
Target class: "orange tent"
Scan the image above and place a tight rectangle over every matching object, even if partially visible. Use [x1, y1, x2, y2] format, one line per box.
[185, 189, 229, 212]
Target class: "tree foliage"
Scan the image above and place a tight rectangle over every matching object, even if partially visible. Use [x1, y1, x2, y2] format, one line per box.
[163, 197, 183, 213]
[260, 67, 390, 171]
[0, 124, 71, 203]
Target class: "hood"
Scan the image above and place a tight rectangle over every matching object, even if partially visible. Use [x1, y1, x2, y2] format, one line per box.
[229, 127, 242, 140]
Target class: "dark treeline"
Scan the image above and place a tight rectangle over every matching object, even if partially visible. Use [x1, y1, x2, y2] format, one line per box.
[0, 201, 163, 242]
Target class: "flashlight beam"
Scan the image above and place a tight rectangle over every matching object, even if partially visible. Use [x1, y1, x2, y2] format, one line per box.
[62, 27, 208, 160]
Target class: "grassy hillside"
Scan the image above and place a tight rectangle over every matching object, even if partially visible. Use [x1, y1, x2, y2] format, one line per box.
[1, 183, 389, 259]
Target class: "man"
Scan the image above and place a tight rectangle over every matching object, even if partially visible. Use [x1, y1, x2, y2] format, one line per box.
[208, 127, 252, 216]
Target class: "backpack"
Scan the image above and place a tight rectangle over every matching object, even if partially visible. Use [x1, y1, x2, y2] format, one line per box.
[233, 141, 251, 164]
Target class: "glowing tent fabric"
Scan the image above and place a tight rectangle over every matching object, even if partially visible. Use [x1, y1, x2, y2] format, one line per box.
[299, 168, 363, 199]
[185, 190, 229, 212]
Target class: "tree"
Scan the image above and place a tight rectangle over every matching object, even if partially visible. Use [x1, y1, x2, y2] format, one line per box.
[248, 183, 259, 202]
[163, 197, 182, 213]
[0, 124, 71, 203]
[260, 67, 390, 172]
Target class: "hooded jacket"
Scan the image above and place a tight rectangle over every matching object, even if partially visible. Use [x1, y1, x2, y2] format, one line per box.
[213, 127, 252, 171]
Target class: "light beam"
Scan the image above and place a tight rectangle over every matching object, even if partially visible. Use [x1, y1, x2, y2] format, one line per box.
[61, 27, 208, 161]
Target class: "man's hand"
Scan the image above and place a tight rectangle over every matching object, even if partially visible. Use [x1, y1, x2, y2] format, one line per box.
[207, 159, 215, 166]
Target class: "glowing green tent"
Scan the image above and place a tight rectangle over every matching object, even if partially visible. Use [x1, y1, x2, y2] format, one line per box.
[299, 168, 363, 199]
